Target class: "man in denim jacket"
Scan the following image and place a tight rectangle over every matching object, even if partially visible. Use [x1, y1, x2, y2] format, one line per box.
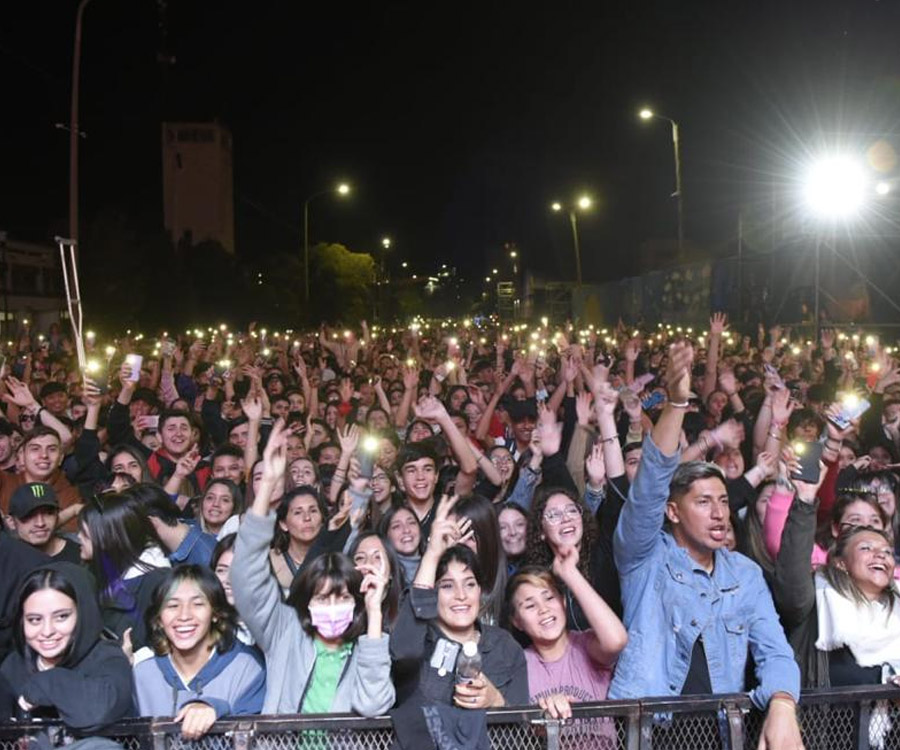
[609, 342, 802, 750]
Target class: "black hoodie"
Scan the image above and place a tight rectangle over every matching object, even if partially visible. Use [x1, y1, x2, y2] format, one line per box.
[0, 561, 134, 734]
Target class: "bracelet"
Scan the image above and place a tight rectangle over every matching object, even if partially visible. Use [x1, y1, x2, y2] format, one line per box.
[768, 697, 797, 711]
[668, 400, 690, 409]
[600, 435, 618, 444]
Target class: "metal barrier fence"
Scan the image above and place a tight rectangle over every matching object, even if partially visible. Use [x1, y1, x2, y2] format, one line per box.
[1, 686, 899, 750]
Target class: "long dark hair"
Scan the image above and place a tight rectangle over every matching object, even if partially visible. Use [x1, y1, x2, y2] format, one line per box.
[15, 568, 80, 665]
[525, 486, 597, 579]
[146, 565, 238, 656]
[378, 503, 423, 557]
[823, 526, 897, 611]
[197, 478, 244, 530]
[285, 552, 366, 642]
[453, 494, 507, 624]
[272, 485, 327, 553]
[105, 444, 152, 483]
[347, 531, 401, 625]
[79, 493, 162, 595]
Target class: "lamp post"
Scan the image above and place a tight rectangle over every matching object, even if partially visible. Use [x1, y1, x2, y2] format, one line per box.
[639, 107, 684, 252]
[303, 183, 350, 304]
[551, 195, 592, 287]
[803, 157, 865, 339]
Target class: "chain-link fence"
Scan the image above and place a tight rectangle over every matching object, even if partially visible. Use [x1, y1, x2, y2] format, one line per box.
[0, 686, 898, 750]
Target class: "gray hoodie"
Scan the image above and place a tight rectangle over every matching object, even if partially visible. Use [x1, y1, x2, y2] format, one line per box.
[231, 512, 395, 716]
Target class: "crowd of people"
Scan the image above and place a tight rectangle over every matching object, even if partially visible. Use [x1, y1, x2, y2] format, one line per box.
[0, 315, 898, 749]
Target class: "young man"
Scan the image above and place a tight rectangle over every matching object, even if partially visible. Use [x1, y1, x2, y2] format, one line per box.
[610, 342, 802, 750]
[147, 410, 210, 493]
[0, 427, 83, 528]
[6, 482, 81, 563]
[396, 442, 440, 540]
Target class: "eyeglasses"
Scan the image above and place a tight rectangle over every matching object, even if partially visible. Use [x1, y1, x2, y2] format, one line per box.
[543, 505, 582, 525]
[491, 456, 513, 466]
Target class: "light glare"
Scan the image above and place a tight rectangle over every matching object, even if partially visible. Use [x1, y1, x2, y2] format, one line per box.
[804, 157, 866, 218]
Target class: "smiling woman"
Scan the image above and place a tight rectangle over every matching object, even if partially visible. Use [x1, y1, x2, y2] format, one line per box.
[389, 496, 527, 748]
[134, 565, 265, 740]
[0, 563, 133, 747]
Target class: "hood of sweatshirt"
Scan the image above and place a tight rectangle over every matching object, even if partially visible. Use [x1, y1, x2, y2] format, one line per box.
[14, 561, 104, 669]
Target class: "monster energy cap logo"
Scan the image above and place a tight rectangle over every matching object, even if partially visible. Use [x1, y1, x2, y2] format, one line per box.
[9, 482, 59, 519]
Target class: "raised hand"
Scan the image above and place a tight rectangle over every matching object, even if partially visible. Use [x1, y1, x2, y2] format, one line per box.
[536, 402, 562, 456]
[664, 342, 694, 403]
[718, 368, 737, 396]
[575, 390, 593, 427]
[594, 381, 619, 418]
[261, 419, 289, 484]
[771, 387, 795, 427]
[585, 443, 606, 486]
[174, 447, 201, 479]
[710, 312, 728, 336]
[241, 395, 263, 422]
[338, 424, 360, 454]
[551, 544, 580, 583]
[402, 364, 419, 391]
[414, 394, 448, 423]
[623, 339, 640, 363]
[711, 419, 743, 450]
[2, 377, 38, 410]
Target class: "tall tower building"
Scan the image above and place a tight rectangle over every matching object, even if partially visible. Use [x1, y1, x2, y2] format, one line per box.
[162, 121, 235, 253]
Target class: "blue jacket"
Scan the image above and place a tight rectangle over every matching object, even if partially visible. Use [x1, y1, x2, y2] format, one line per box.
[134, 641, 265, 719]
[609, 435, 800, 709]
[169, 523, 218, 567]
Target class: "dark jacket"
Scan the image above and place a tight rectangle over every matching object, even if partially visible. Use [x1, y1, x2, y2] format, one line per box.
[390, 586, 528, 709]
[771, 497, 832, 689]
[0, 533, 49, 665]
[100, 567, 170, 652]
[0, 561, 134, 733]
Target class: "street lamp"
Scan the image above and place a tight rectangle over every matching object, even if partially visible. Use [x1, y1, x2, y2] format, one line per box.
[303, 183, 351, 304]
[550, 195, 592, 286]
[638, 107, 684, 252]
[802, 156, 867, 337]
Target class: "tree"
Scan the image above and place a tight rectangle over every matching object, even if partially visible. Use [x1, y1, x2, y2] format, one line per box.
[309, 243, 375, 323]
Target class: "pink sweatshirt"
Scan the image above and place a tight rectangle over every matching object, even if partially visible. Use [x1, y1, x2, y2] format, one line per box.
[763, 487, 900, 577]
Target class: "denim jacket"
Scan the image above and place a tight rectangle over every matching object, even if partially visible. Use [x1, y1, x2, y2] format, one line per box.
[609, 435, 800, 709]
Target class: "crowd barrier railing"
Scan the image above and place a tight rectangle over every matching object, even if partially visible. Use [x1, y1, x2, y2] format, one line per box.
[1, 685, 899, 750]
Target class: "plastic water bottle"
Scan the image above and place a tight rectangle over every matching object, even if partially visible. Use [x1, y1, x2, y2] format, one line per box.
[455, 640, 482, 684]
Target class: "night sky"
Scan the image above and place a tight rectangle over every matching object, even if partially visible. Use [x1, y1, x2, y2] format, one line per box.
[3, 1, 900, 286]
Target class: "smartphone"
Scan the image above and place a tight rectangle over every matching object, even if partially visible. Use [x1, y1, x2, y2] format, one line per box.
[790, 441, 824, 483]
[124, 354, 142, 381]
[84, 359, 109, 395]
[214, 359, 231, 379]
[763, 364, 784, 389]
[144, 415, 160, 430]
[641, 391, 666, 411]
[829, 395, 870, 430]
[358, 434, 380, 479]
[161, 340, 175, 357]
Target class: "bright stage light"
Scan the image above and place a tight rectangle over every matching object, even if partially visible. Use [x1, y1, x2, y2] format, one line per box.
[804, 157, 866, 218]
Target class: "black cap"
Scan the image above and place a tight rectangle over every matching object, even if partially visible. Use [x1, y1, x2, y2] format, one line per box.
[9, 482, 59, 519]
